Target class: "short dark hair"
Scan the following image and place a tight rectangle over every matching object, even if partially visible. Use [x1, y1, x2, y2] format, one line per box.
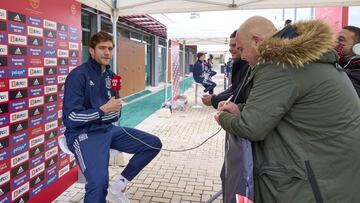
[285, 19, 292, 25]
[197, 52, 205, 59]
[343, 25, 360, 44]
[230, 30, 237, 38]
[89, 31, 114, 48]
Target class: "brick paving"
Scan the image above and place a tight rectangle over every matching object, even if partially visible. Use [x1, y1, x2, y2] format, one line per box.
[54, 74, 226, 203]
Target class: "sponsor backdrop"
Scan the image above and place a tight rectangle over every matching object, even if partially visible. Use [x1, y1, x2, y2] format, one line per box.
[0, 0, 81, 202]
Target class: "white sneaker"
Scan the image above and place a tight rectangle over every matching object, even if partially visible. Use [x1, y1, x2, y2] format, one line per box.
[106, 187, 130, 203]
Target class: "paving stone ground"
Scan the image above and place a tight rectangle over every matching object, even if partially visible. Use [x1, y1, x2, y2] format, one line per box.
[54, 74, 226, 203]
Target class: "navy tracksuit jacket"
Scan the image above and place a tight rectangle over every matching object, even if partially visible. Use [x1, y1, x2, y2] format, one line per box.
[192, 59, 216, 94]
[63, 58, 162, 203]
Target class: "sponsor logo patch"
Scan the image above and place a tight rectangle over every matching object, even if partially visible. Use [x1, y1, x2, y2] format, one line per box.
[29, 106, 44, 117]
[43, 29, 56, 39]
[8, 11, 26, 23]
[0, 21, 6, 32]
[57, 32, 68, 40]
[44, 76, 56, 85]
[9, 57, 25, 66]
[43, 20, 57, 30]
[9, 78, 28, 89]
[69, 27, 78, 34]
[27, 26, 43, 37]
[0, 44, 7, 55]
[8, 46, 27, 55]
[10, 131, 28, 145]
[28, 47, 43, 56]
[29, 116, 43, 128]
[28, 87, 43, 97]
[44, 67, 57, 75]
[44, 39, 56, 47]
[45, 120, 57, 132]
[8, 22, 26, 34]
[0, 114, 9, 126]
[0, 103, 8, 114]
[29, 96, 44, 108]
[29, 144, 44, 158]
[27, 16, 42, 27]
[10, 120, 28, 133]
[28, 37, 43, 46]
[10, 99, 28, 112]
[0, 8, 7, 20]
[44, 94, 57, 103]
[8, 34, 27, 45]
[44, 58, 57, 66]
[9, 68, 27, 78]
[28, 77, 43, 87]
[0, 91, 8, 103]
[28, 67, 43, 77]
[0, 57, 7, 66]
[0, 33, 7, 43]
[69, 42, 78, 50]
[11, 182, 29, 201]
[57, 23, 68, 32]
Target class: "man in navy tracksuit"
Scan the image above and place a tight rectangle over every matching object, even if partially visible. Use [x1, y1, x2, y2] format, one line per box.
[63, 31, 162, 203]
[193, 52, 216, 94]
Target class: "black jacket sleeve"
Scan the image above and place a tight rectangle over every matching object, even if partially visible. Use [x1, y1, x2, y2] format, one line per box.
[210, 87, 234, 109]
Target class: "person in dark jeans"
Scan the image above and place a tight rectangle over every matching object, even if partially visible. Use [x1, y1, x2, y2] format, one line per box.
[202, 30, 253, 203]
[193, 52, 216, 94]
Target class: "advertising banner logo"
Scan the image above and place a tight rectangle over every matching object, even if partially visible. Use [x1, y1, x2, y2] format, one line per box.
[27, 37, 43, 46]
[27, 26, 43, 37]
[43, 20, 57, 30]
[9, 78, 28, 89]
[27, 16, 42, 27]
[28, 67, 43, 77]
[9, 99, 28, 112]
[8, 11, 26, 23]
[28, 87, 43, 97]
[29, 96, 44, 108]
[8, 22, 26, 34]
[29, 106, 44, 117]
[8, 46, 27, 55]
[9, 68, 27, 78]
[0, 44, 7, 55]
[8, 34, 27, 45]
[9, 57, 25, 66]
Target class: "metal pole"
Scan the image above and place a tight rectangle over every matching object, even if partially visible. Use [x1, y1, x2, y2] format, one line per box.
[164, 39, 169, 102]
[294, 8, 297, 22]
[112, 7, 118, 74]
[182, 40, 186, 96]
[310, 7, 314, 19]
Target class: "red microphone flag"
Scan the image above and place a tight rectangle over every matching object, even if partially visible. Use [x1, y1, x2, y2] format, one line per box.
[111, 75, 122, 98]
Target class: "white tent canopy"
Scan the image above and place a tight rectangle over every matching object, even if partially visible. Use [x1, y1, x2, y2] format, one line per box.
[78, 0, 360, 16]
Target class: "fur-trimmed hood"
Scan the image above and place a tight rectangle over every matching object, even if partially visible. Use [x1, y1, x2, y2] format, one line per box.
[258, 20, 336, 68]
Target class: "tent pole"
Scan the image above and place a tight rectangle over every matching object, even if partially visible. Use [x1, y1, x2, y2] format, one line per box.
[165, 39, 169, 103]
[182, 40, 186, 96]
[112, 0, 118, 74]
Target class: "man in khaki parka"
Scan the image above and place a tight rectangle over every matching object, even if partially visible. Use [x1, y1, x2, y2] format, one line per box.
[215, 16, 360, 203]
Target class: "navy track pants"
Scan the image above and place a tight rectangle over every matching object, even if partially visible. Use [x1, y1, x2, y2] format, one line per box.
[67, 125, 162, 203]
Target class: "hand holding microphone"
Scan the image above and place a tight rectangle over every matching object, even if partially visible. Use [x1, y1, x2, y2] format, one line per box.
[215, 95, 240, 124]
[100, 75, 123, 113]
[111, 75, 122, 99]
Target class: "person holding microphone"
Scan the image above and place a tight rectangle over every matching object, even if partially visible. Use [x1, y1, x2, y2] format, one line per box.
[62, 31, 162, 203]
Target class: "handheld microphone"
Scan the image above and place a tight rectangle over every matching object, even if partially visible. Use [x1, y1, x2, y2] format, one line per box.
[111, 75, 122, 99]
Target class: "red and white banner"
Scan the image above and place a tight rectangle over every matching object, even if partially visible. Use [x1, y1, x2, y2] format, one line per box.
[0, 0, 81, 202]
[171, 40, 180, 100]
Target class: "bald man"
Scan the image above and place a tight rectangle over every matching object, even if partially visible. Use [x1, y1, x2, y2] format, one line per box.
[215, 16, 360, 202]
